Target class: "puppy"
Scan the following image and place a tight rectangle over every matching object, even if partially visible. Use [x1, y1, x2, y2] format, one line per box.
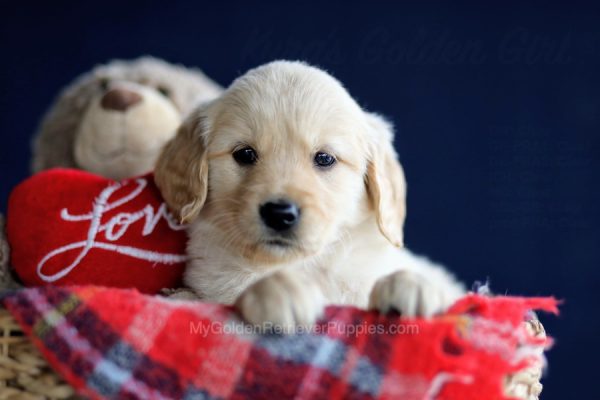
[155, 61, 465, 330]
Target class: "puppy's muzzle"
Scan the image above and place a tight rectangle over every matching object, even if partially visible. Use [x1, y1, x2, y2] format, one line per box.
[259, 199, 300, 232]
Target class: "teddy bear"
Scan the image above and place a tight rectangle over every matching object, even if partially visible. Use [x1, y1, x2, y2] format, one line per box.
[31, 56, 223, 180]
[0, 57, 223, 290]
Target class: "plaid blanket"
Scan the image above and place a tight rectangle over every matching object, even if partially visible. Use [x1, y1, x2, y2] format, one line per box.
[1, 286, 556, 400]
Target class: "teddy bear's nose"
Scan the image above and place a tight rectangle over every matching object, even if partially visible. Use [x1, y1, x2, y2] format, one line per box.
[101, 88, 142, 112]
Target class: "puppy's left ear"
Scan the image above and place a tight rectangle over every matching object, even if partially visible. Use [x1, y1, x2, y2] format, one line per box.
[154, 107, 210, 223]
[364, 113, 406, 248]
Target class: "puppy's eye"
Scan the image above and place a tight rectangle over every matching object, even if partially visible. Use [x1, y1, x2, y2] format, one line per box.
[314, 152, 336, 168]
[157, 86, 170, 97]
[99, 79, 109, 91]
[233, 147, 258, 165]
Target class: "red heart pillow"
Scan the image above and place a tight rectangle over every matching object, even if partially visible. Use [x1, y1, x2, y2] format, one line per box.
[6, 168, 187, 293]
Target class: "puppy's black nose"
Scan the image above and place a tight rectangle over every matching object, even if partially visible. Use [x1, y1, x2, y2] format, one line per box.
[260, 200, 300, 232]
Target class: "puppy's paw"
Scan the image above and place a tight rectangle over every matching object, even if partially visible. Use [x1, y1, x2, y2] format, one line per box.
[235, 271, 325, 333]
[368, 270, 456, 318]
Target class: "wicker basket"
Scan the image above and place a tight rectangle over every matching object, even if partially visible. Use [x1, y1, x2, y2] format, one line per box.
[0, 215, 546, 399]
[0, 308, 76, 400]
[0, 305, 546, 400]
[0, 214, 76, 399]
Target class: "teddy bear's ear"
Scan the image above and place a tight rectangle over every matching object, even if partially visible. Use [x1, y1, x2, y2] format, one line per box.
[31, 80, 91, 173]
[154, 107, 210, 224]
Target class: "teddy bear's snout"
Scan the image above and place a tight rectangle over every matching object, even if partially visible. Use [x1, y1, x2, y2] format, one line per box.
[101, 88, 142, 112]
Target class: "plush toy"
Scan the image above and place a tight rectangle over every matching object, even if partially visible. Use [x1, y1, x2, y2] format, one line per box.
[0, 57, 222, 291]
[6, 168, 188, 293]
[31, 56, 222, 180]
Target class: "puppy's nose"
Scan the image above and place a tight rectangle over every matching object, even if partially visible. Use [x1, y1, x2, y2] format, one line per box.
[101, 88, 142, 112]
[260, 200, 300, 232]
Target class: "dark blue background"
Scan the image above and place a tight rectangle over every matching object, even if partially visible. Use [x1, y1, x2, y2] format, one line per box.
[1, 2, 598, 398]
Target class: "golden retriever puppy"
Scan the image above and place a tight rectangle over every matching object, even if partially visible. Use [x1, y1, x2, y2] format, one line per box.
[155, 61, 465, 330]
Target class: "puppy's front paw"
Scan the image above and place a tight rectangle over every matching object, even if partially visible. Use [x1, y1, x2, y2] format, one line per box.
[235, 271, 325, 333]
[368, 270, 456, 318]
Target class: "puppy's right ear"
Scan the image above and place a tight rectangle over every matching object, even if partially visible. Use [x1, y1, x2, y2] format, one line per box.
[154, 109, 209, 223]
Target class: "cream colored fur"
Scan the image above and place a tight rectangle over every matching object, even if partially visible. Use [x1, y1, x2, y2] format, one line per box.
[155, 61, 465, 331]
[32, 57, 222, 179]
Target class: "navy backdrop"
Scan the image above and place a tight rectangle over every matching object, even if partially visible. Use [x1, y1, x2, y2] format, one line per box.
[1, 1, 599, 398]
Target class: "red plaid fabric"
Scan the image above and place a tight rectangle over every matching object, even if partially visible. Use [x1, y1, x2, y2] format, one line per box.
[1, 286, 557, 400]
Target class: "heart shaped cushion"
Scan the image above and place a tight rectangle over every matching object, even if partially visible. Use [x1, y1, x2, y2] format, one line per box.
[6, 168, 187, 293]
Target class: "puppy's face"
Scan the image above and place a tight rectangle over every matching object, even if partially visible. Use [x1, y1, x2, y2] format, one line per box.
[156, 61, 406, 266]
